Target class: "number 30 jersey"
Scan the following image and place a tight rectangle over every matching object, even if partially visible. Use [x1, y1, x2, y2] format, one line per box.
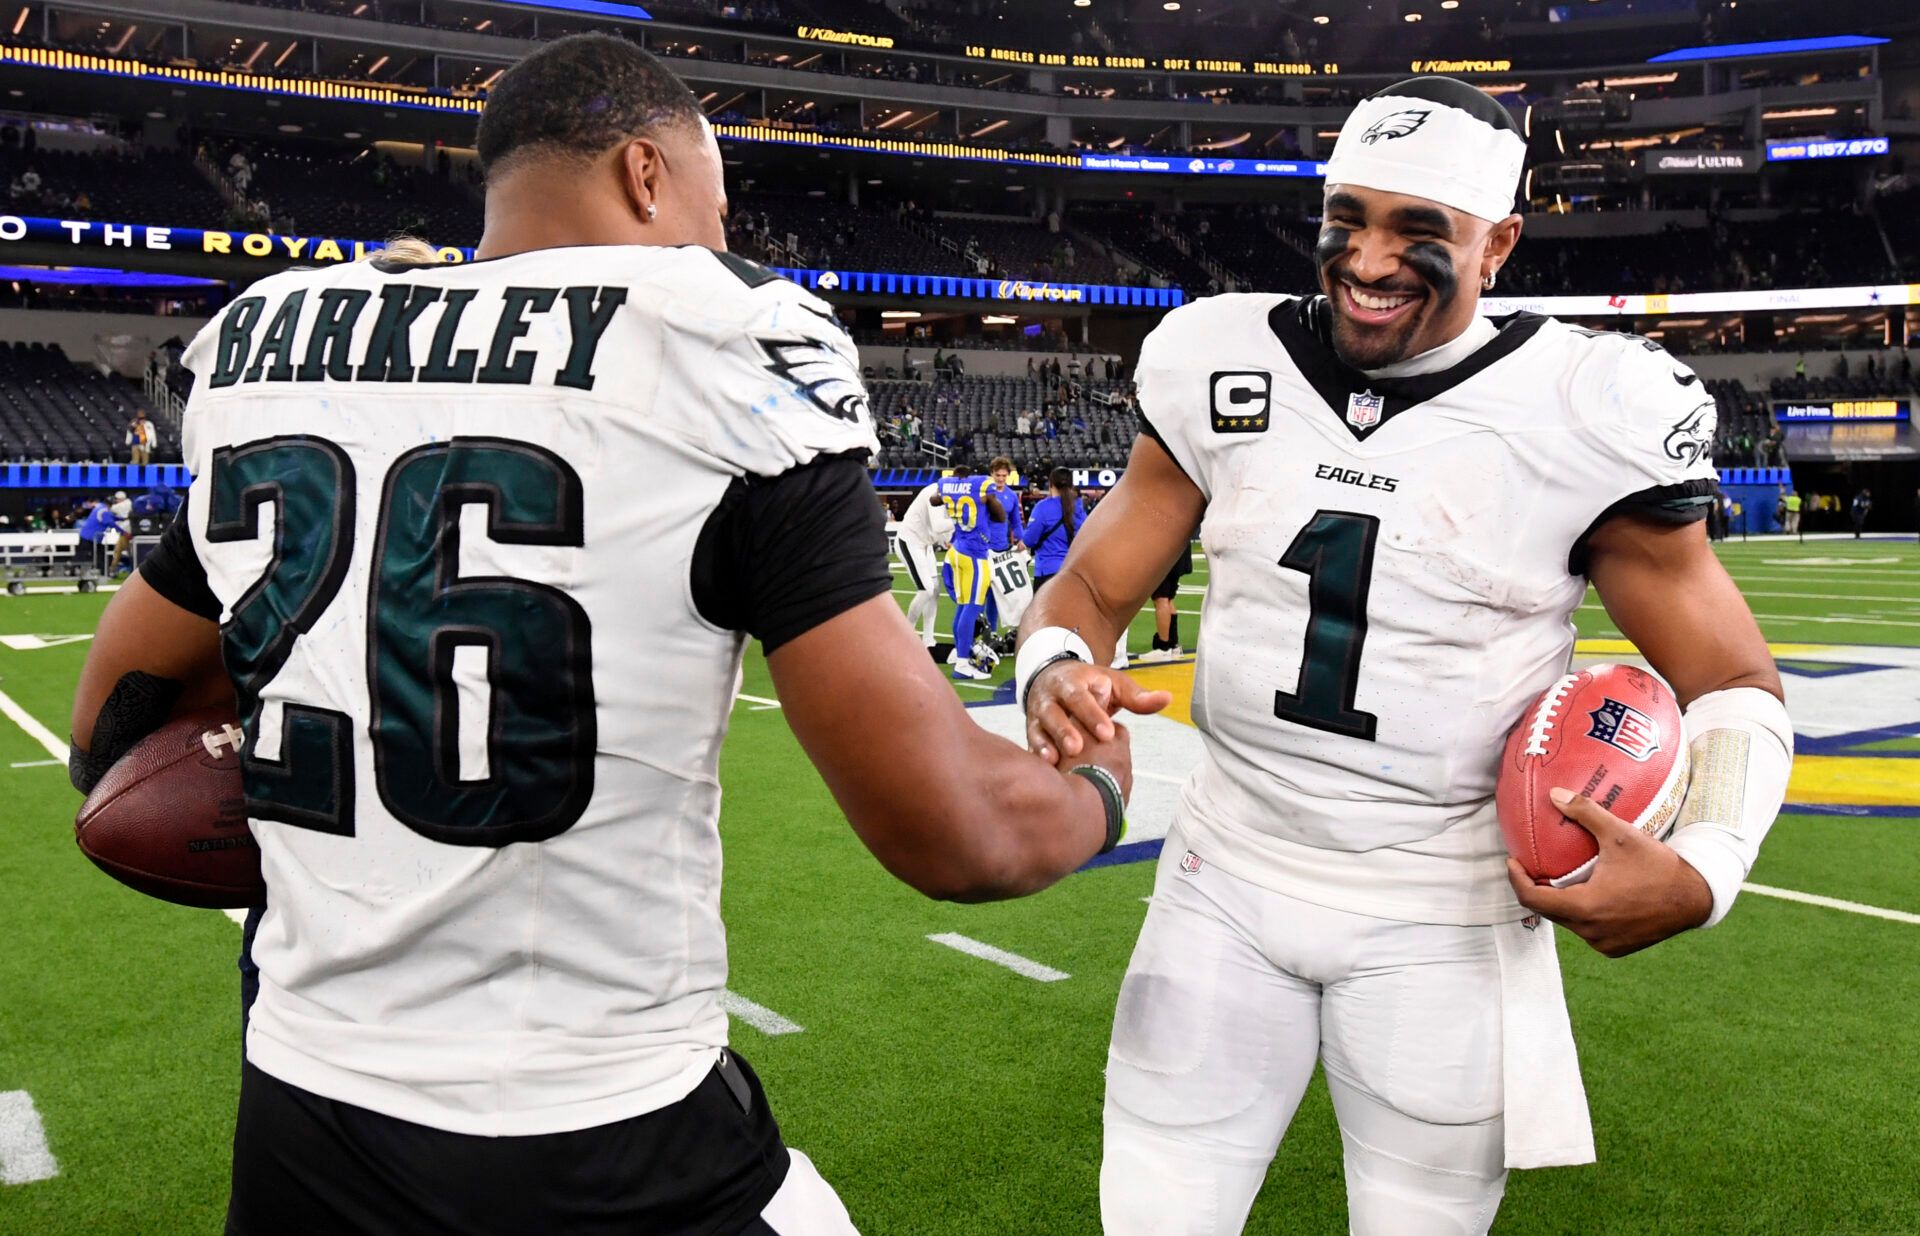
[167, 246, 882, 1135]
[1139, 294, 1718, 925]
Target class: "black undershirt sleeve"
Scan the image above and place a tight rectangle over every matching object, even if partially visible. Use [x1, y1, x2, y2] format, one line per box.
[690, 452, 894, 654]
[138, 494, 222, 621]
[1567, 477, 1719, 576]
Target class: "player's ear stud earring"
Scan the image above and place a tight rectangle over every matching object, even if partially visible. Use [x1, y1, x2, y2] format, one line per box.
[1483, 270, 1497, 291]
[646, 204, 659, 221]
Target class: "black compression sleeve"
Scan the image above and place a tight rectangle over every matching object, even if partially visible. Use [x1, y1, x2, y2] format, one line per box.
[691, 453, 894, 654]
[139, 496, 222, 621]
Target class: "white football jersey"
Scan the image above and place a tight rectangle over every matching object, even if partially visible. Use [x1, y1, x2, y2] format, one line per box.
[1140, 294, 1717, 925]
[897, 480, 952, 546]
[177, 246, 877, 1134]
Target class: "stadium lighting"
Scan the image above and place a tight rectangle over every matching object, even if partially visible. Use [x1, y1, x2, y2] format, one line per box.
[982, 315, 1019, 325]
[10, 9, 25, 35]
[1404, 12, 1423, 21]
[366, 54, 389, 76]
[1441, 0, 1459, 7]
[882, 310, 922, 319]
[1762, 107, 1838, 120]
[1313, 15, 1330, 23]
[1074, 0, 1091, 6]
[1162, 2, 1180, 9]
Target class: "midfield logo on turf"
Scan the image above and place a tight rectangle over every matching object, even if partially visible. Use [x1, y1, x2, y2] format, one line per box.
[1586, 698, 1661, 762]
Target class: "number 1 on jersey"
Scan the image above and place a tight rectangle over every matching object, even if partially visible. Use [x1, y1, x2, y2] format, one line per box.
[1273, 510, 1379, 742]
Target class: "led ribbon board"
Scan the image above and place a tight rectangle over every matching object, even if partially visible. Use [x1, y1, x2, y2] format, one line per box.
[0, 216, 1184, 307]
[1774, 400, 1910, 423]
[1765, 136, 1890, 162]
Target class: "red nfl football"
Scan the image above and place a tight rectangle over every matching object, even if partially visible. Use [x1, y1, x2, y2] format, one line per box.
[1497, 663, 1690, 887]
[74, 708, 265, 910]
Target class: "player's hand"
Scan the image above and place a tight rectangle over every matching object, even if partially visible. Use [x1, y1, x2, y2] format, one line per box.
[1072, 717, 1136, 803]
[1025, 660, 1171, 767]
[1506, 788, 1714, 958]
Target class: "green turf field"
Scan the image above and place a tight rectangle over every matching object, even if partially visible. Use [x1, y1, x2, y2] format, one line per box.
[2, 536, 1917, 1233]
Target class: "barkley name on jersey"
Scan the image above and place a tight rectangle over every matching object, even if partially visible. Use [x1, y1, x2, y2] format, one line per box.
[175, 245, 879, 1136]
[1138, 292, 1718, 926]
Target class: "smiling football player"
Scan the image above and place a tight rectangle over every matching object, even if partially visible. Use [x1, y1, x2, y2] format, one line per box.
[1016, 75, 1795, 1234]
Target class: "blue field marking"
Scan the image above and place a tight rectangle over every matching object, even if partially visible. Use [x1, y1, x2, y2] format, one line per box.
[1796, 722, 1920, 759]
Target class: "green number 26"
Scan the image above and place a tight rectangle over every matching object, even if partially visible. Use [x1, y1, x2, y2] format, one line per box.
[209, 435, 595, 847]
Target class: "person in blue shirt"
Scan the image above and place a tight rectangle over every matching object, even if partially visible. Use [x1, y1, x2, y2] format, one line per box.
[75, 499, 124, 574]
[983, 456, 1024, 555]
[981, 456, 1024, 636]
[1022, 468, 1085, 593]
[936, 457, 1004, 681]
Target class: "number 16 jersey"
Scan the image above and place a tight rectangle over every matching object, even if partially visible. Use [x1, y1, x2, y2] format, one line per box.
[1139, 294, 1717, 926]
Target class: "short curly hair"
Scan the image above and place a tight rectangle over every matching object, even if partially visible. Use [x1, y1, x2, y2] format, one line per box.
[476, 33, 705, 178]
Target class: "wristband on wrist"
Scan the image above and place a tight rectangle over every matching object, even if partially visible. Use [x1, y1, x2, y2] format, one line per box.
[1016, 626, 1094, 708]
[1068, 763, 1127, 854]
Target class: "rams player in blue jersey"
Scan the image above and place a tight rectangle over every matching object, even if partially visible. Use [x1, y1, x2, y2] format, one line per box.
[938, 460, 1005, 681]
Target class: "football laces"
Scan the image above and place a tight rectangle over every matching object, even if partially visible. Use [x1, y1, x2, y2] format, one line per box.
[1523, 673, 1583, 758]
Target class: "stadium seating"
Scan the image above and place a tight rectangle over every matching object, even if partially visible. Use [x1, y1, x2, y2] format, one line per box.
[1070, 206, 1214, 292]
[1, 144, 226, 225]
[0, 342, 166, 462]
[214, 140, 484, 247]
[867, 374, 1138, 474]
[1181, 206, 1318, 296]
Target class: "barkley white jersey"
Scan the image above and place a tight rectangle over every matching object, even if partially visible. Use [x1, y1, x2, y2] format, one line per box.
[898, 481, 953, 546]
[176, 245, 878, 1134]
[1140, 293, 1717, 925]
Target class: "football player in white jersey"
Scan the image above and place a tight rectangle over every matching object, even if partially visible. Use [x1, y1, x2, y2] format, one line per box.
[895, 479, 953, 648]
[1016, 76, 1793, 1234]
[68, 36, 1143, 1235]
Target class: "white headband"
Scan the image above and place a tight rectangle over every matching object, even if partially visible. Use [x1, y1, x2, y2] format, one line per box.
[1325, 90, 1526, 224]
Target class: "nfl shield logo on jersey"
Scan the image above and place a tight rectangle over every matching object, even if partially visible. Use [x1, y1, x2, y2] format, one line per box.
[1586, 697, 1662, 761]
[1345, 390, 1385, 429]
[1179, 850, 1204, 875]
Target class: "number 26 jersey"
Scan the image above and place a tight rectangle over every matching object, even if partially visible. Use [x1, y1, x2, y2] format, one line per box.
[1139, 294, 1717, 925]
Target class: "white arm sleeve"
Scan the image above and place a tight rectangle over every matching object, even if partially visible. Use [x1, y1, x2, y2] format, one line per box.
[1665, 687, 1794, 929]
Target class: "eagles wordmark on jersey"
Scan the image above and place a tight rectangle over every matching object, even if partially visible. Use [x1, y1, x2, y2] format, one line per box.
[1139, 291, 1719, 926]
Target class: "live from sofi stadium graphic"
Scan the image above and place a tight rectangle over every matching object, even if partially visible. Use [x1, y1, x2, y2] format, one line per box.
[2, 1, 1920, 1233]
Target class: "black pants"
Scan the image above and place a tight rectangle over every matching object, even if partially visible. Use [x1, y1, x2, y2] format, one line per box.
[228, 1052, 789, 1236]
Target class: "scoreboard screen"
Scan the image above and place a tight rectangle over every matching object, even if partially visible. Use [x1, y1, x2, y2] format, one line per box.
[1775, 399, 1910, 423]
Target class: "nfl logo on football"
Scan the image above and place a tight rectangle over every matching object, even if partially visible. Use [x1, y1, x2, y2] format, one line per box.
[1586, 697, 1662, 762]
[1346, 389, 1385, 429]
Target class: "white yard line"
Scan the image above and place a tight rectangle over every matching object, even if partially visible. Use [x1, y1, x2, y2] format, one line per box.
[0, 1091, 58, 1186]
[735, 693, 782, 711]
[927, 932, 1070, 982]
[8, 759, 61, 769]
[222, 908, 250, 927]
[0, 687, 63, 761]
[1742, 883, 1920, 926]
[718, 990, 805, 1036]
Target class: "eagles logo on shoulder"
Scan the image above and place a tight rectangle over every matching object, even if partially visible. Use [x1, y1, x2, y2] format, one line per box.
[1663, 401, 1715, 466]
[757, 335, 869, 424]
[1359, 108, 1432, 145]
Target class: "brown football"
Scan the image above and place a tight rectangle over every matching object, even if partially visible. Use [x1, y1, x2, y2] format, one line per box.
[74, 708, 265, 909]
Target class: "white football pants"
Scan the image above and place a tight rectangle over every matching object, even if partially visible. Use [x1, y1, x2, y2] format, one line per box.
[896, 534, 942, 646]
[1102, 836, 1507, 1236]
[755, 1149, 861, 1234]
